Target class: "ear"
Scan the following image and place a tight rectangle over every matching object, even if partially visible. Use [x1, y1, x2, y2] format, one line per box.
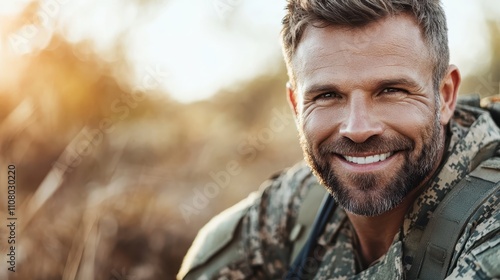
[287, 82, 299, 117]
[438, 65, 461, 125]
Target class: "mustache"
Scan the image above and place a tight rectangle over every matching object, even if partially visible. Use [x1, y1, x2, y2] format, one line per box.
[318, 135, 414, 155]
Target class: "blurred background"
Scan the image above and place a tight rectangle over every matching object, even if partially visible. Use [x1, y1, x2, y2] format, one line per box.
[0, 0, 498, 279]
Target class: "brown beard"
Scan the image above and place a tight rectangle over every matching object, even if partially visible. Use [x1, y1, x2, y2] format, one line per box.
[300, 114, 443, 216]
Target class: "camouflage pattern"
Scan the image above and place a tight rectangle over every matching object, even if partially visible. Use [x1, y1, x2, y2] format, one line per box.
[180, 104, 500, 279]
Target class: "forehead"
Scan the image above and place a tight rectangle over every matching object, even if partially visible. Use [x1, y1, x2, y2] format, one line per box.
[292, 14, 433, 92]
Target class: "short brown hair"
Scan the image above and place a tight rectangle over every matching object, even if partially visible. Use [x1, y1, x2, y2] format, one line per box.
[281, 0, 449, 91]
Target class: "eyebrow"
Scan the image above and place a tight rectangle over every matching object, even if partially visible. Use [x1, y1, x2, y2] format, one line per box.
[303, 84, 343, 97]
[303, 77, 423, 96]
[375, 78, 423, 90]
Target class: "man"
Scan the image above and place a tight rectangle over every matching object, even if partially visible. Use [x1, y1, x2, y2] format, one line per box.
[178, 0, 500, 279]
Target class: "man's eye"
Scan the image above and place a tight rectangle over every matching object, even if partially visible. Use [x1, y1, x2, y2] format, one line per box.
[381, 88, 408, 94]
[316, 92, 340, 100]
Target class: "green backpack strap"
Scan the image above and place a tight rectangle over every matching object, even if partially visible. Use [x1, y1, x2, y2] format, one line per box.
[289, 183, 327, 263]
[407, 157, 500, 280]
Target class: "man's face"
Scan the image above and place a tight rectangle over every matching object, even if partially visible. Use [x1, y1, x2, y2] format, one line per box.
[290, 14, 448, 216]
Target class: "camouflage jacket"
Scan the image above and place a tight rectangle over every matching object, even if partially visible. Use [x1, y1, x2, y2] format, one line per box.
[178, 104, 500, 279]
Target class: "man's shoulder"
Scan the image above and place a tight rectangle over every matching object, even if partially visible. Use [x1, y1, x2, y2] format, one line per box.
[458, 155, 500, 251]
[177, 191, 260, 279]
[467, 226, 500, 278]
[450, 204, 500, 279]
[177, 161, 317, 279]
[448, 157, 500, 279]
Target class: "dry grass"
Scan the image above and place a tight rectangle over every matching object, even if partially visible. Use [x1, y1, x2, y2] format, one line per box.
[0, 36, 303, 279]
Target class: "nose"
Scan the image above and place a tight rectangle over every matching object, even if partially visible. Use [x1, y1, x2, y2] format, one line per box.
[339, 94, 383, 143]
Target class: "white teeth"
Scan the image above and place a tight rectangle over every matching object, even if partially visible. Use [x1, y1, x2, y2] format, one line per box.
[344, 152, 392, 165]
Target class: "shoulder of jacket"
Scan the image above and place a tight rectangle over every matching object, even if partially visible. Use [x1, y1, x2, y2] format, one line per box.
[469, 230, 500, 278]
[450, 158, 500, 278]
[260, 161, 316, 197]
[177, 191, 259, 279]
[177, 162, 315, 279]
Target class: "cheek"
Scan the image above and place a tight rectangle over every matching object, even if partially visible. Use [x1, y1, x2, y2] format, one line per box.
[386, 109, 437, 153]
[377, 102, 435, 133]
[301, 108, 340, 145]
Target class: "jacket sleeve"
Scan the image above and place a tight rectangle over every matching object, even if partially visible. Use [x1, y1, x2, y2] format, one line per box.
[177, 191, 260, 280]
[177, 162, 317, 279]
[446, 201, 500, 279]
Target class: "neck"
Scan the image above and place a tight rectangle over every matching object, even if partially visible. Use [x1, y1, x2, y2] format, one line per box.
[346, 168, 441, 267]
[346, 191, 417, 267]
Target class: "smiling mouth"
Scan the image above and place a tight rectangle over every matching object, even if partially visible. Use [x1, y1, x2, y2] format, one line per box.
[342, 152, 393, 165]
